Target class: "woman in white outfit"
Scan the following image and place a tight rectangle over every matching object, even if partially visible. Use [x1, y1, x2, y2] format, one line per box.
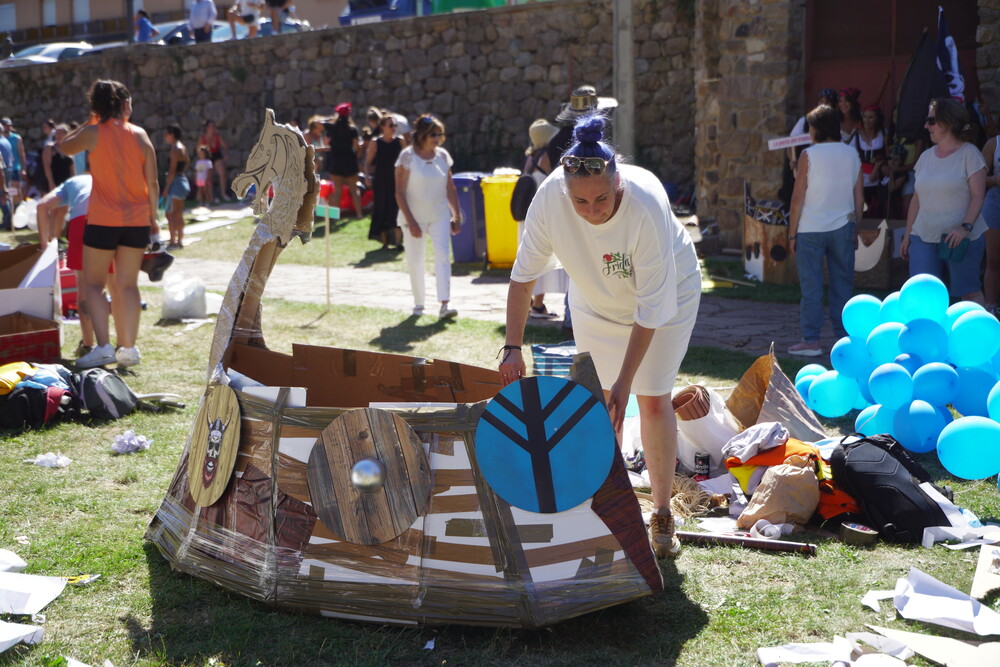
[500, 115, 702, 559]
[395, 114, 462, 319]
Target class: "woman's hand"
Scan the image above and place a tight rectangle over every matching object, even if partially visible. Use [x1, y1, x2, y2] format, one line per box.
[450, 216, 462, 236]
[498, 348, 525, 387]
[607, 377, 632, 433]
[900, 233, 911, 261]
[407, 220, 422, 238]
[944, 225, 970, 249]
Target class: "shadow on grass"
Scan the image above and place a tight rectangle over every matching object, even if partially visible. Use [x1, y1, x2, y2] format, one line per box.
[132, 541, 706, 666]
[352, 246, 406, 268]
[309, 218, 351, 237]
[369, 315, 454, 353]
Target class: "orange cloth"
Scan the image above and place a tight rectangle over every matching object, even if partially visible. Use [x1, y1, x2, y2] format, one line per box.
[725, 438, 820, 469]
[88, 120, 150, 228]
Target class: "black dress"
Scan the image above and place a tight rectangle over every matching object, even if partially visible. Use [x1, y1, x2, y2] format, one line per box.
[323, 121, 360, 177]
[368, 137, 403, 241]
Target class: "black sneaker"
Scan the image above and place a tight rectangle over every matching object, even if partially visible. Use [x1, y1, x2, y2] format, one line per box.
[142, 251, 174, 282]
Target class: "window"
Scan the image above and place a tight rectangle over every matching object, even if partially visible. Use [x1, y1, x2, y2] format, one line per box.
[42, 0, 56, 27]
[73, 0, 89, 24]
[0, 4, 14, 33]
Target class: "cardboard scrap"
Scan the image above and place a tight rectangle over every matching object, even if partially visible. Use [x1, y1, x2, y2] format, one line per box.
[0, 571, 67, 615]
[0, 620, 43, 653]
[893, 567, 1000, 636]
[869, 625, 1000, 666]
[970, 544, 1000, 601]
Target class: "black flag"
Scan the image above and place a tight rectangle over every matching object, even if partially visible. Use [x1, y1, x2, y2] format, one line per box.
[894, 29, 950, 141]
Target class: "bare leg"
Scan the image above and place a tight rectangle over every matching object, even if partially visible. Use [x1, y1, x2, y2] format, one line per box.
[106, 268, 125, 345]
[345, 174, 363, 219]
[110, 246, 145, 348]
[635, 393, 677, 515]
[214, 158, 227, 200]
[330, 174, 345, 208]
[74, 269, 97, 347]
[80, 246, 116, 347]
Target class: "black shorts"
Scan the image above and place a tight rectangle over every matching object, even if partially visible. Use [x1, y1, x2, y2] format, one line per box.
[210, 151, 223, 163]
[193, 25, 213, 43]
[83, 225, 150, 250]
[242, 14, 257, 24]
[265, 0, 286, 8]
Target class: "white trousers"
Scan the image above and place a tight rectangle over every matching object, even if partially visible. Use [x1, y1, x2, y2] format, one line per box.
[400, 217, 451, 308]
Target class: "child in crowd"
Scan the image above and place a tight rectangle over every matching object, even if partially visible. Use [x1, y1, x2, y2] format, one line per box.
[195, 146, 213, 206]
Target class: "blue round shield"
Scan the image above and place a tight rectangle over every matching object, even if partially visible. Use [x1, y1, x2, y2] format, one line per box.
[474, 376, 616, 513]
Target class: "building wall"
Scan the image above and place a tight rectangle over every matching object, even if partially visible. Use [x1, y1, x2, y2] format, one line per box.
[0, 0, 694, 186]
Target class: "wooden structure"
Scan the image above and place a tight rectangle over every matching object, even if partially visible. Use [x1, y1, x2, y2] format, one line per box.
[146, 111, 661, 628]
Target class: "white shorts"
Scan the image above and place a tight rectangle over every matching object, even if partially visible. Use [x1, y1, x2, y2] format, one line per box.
[572, 271, 701, 396]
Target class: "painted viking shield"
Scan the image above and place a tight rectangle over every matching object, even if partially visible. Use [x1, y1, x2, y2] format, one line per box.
[188, 384, 242, 507]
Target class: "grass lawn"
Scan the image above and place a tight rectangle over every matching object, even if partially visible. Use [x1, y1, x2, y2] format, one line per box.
[1, 215, 998, 666]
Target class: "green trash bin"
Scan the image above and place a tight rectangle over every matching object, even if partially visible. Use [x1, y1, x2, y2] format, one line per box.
[432, 0, 504, 12]
[480, 174, 520, 269]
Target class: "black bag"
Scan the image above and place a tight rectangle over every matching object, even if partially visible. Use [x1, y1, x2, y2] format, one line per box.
[76, 369, 139, 420]
[830, 433, 952, 544]
[509, 173, 537, 222]
[0, 383, 72, 430]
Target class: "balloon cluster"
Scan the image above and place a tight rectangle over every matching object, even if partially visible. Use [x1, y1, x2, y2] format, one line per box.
[795, 274, 1000, 480]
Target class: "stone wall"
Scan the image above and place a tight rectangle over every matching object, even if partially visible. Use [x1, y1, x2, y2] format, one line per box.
[979, 0, 1000, 112]
[694, 0, 805, 249]
[0, 0, 695, 187]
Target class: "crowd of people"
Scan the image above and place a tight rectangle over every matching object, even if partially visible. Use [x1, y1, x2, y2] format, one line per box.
[784, 87, 1000, 358]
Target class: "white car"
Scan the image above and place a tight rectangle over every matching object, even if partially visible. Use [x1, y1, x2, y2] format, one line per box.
[0, 41, 93, 68]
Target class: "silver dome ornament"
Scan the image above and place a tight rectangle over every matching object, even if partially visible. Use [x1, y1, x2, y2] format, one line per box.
[350, 458, 386, 494]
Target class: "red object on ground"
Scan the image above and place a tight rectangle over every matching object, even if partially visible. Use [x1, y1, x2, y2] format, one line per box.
[59, 258, 77, 318]
[318, 179, 373, 214]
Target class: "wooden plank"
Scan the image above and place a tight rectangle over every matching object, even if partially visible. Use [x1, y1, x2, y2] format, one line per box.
[426, 493, 482, 514]
[342, 410, 397, 544]
[522, 534, 622, 568]
[367, 410, 420, 537]
[306, 420, 357, 542]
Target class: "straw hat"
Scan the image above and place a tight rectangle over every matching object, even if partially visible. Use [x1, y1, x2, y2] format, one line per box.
[555, 85, 618, 123]
[528, 119, 559, 150]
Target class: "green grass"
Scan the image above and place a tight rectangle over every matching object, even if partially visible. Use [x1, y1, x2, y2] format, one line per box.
[1, 216, 998, 666]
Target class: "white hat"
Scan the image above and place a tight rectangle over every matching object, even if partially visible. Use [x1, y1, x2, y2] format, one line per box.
[528, 118, 559, 150]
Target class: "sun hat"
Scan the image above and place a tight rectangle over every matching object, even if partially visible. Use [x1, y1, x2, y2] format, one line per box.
[528, 119, 559, 150]
[555, 85, 618, 123]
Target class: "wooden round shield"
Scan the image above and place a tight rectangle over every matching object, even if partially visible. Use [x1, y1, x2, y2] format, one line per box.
[188, 384, 242, 507]
[475, 376, 615, 513]
[306, 408, 431, 545]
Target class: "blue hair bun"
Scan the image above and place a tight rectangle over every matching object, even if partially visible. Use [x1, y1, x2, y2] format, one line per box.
[574, 117, 605, 145]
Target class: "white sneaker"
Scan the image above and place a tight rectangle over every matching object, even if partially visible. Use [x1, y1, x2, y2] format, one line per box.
[115, 346, 142, 367]
[412, 305, 425, 316]
[439, 304, 458, 320]
[76, 343, 115, 369]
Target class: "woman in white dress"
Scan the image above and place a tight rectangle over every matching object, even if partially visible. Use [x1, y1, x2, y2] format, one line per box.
[395, 114, 462, 319]
[500, 115, 702, 559]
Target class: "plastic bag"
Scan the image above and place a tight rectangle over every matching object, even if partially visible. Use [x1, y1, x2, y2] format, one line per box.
[673, 385, 742, 477]
[12, 198, 37, 231]
[162, 274, 207, 320]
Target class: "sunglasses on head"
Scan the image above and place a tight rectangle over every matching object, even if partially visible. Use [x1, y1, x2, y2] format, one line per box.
[925, 116, 937, 125]
[561, 156, 609, 175]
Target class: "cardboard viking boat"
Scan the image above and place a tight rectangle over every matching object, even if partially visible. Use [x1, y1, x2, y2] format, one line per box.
[146, 111, 662, 627]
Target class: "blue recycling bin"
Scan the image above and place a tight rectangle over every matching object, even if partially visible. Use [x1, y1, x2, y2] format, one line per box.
[452, 171, 490, 263]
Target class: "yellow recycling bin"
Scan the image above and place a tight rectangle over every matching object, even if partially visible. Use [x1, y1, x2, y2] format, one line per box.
[481, 174, 520, 268]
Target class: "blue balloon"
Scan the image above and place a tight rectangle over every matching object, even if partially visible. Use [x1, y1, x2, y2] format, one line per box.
[893, 400, 948, 453]
[945, 301, 985, 331]
[867, 322, 906, 366]
[953, 366, 998, 417]
[856, 375, 875, 405]
[899, 274, 949, 323]
[795, 363, 828, 384]
[992, 348, 1000, 377]
[795, 376, 816, 408]
[855, 404, 896, 437]
[898, 318, 949, 363]
[830, 336, 874, 379]
[987, 380, 1000, 422]
[912, 362, 960, 406]
[809, 370, 859, 418]
[853, 388, 870, 410]
[937, 417, 1000, 479]
[894, 353, 925, 376]
[842, 294, 883, 340]
[949, 310, 1000, 367]
[868, 363, 913, 410]
[880, 291, 905, 324]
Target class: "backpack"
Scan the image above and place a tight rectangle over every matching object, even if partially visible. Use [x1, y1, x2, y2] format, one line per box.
[0, 382, 73, 430]
[76, 369, 139, 420]
[829, 433, 952, 544]
[510, 150, 545, 222]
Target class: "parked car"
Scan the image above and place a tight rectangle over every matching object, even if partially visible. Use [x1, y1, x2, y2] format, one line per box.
[154, 20, 247, 45]
[339, 0, 433, 26]
[0, 41, 93, 68]
[259, 18, 310, 36]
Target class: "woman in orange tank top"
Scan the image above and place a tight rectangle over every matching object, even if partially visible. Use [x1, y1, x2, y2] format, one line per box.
[60, 80, 159, 369]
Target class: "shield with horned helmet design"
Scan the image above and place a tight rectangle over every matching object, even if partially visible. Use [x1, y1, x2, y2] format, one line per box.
[188, 384, 241, 507]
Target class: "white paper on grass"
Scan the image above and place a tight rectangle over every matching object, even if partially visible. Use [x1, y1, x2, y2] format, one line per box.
[893, 566, 1000, 636]
[861, 589, 896, 613]
[0, 550, 26, 573]
[923, 524, 1000, 550]
[0, 571, 67, 615]
[756, 635, 853, 665]
[0, 619, 43, 653]
[845, 632, 914, 661]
